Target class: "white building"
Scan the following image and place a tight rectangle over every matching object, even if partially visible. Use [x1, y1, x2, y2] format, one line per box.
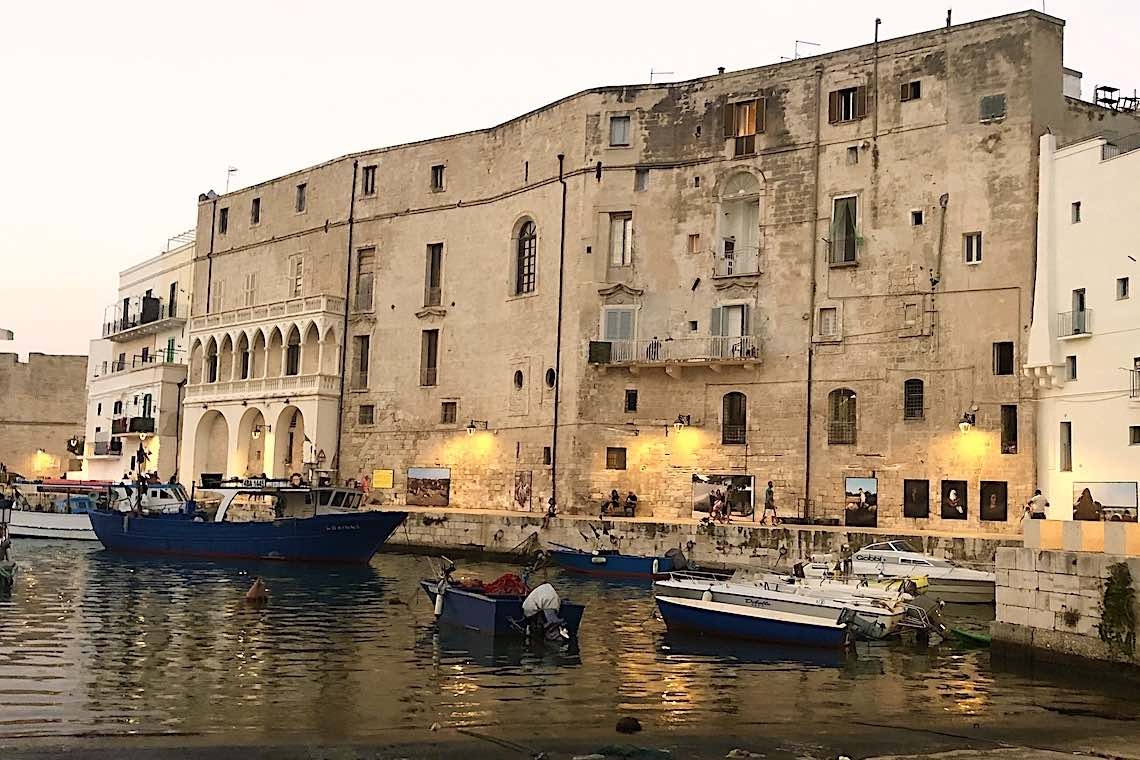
[1024, 133, 1140, 520]
[81, 232, 195, 480]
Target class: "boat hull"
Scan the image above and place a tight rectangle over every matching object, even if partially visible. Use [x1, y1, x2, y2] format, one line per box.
[88, 510, 408, 564]
[419, 580, 585, 638]
[656, 595, 850, 648]
[925, 578, 995, 605]
[548, 548, 674, 579]
[7, 511, 97, 541]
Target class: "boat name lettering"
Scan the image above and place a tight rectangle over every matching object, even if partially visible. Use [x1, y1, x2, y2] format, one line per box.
[325, 524, 360, 531]
[856, 554, 883, 563]
[743, 598, 771, 608]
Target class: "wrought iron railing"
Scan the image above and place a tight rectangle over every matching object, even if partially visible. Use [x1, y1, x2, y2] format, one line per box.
[589, 336, 761, 364]
[721, 425, 747, 445]
[103, 296, 186, 337]
[1058, 309, 1093, 337]
[713, 245, 761, 277]
[92, 440, 123, 456]
[828, 421, 856, 445]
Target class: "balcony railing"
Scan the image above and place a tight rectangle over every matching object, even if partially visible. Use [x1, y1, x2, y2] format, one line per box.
[190, 295, 346, 332]
[111, 417, 155, 436]
[1058, 309, 1093, 338]
[185, 372, 340, 402]
[103, 296, 186, 339]
[103, 349, 186, 376]
[589, 336, 761, 366]
[721, 425, 747, 445]
[91, 439, 123, 457]
[714, 245, 761, 277]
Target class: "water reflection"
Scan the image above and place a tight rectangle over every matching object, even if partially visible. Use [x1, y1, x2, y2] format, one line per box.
[1, 541, 1139, 741]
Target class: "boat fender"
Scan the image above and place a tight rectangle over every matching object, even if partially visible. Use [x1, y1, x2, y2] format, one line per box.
[651, 559, 659, 575]
[591, 555, 607, 565]
[701, 589, 713, 602]
[434, 591, 444, 617]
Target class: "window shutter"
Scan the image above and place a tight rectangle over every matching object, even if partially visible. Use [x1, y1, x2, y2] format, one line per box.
[900, 82, 910, 102]
[742, 100, 757, 136]
[723, 100, 736, 138]
[827, 90, 840, 124]
[756, 97, 766, 133]
[710, 307, 723, 337]
[855, 85, 868, 119]
[742, 304, 752, 335]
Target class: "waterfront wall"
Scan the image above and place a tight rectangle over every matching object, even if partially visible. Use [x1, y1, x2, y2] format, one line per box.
[385, 508, 1014, 569]
[0, 353, 87, 479]
[992, 545, 1140, 666]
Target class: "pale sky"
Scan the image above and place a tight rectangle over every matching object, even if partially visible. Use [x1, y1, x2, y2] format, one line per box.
[1, 0, 1135, 359]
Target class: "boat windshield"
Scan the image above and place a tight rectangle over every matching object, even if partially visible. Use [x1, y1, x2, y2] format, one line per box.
[888, 540, 919, 553]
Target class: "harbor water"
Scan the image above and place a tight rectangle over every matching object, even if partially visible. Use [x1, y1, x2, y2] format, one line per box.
[2, 540, 1138, 744]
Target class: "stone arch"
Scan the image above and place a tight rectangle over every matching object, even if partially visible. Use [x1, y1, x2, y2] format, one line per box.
[284, 325, 302, 376]
[193, 410, 229, 480]
[266, 326, 284, 376]
[251, 328, 268, 379]
[189, 337, 204, 384]
[273, 405, 306, 479]
[235, 406, 268, 477]
[302, 322, 320, 374]
[218, 334, 235, 381]
[205, 336, 219, 383]
[321, 325, 340, 375]
[235, 331, 251, 379]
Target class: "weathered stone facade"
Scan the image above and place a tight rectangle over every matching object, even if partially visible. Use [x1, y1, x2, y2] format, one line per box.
[184, 11, 1140, 533]
[0, 353, 87, 478]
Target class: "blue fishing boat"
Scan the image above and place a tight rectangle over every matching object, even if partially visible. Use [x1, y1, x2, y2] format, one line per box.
[546, 542, 679, 579]
[655, 595, 852, 649]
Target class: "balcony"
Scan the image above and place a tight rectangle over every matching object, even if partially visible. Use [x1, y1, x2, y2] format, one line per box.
[588, 336, 761, 376]
[90, 439, 123, 457]
[111, 417, 155, 437]
[1057, 309, 1093, 339]
[713, 246, 761, 278]
[104, 296, 187, 341]
[185, 372, 341, 403]
[190, 295, 346, 333]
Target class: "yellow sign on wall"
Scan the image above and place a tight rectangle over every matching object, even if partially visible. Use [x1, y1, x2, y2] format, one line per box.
[371, 469, 394, 489]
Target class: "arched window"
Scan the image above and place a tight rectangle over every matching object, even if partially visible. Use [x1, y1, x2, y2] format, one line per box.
[206, 340, 218, 383]
[828, 388, 856, 444]
[285, 329, 301, 376]
[722, 392, 747, 444]
[515, 220, 537, 295]
[903, 379, 924, 420]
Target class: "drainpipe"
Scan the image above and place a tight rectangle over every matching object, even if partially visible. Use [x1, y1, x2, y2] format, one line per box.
[551, 154, 568, 510]
[803, 64, 824, 521]
[333, 161, 359, 484]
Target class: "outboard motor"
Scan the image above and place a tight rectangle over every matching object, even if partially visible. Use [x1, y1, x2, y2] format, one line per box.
[793, 562, 806, 579]
[522, 582, 570, 642]
[664, 547, 689, 572]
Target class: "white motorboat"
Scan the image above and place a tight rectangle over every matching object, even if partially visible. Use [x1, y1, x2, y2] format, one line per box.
[804, 540, 995, 605]
[654, 573, 906, 640]
[3, 479, 191, 540]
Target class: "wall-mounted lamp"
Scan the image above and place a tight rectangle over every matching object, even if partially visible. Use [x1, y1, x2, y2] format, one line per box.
[466, 419, 488, 436]
[252, 424, 272, 440]
[673, 414, 691, 432]
[958, 411, 976, 434]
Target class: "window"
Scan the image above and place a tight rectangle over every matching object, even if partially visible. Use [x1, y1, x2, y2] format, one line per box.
[425, 243, 443, 306]
[722, 392, 747, 444]
[289, 256, 304, 297]
[240, 346, 250, 379]
[634, 168, 649, 191]
[1071, 201, 1081, 223]
[285, 332, 300, 376]
[819, 307, 838, 338]
[358, 405, 374, 425]
[243, 273, 257, 307]
[901, 80, 921, 101]
[624, 389, 638, 413]
[903, 379, 924, 420]
[210, 280, 225, 313]
[206, 343, 218, 383]
[1060, 421, 1072, 471]
[604, 307, 635, 341]
[515, 220, 537, 295]
[351, 335, 370, 389]
[828, 86, 867, 124]
[543, 446, 552, 465]
[609, 212, 633, 266]
[980, 94, 1007, 121]
[609, 115, 630, 146]
[1066, 354, 1077, 381]
[218, 207, 229, 235]
[169, 281, 178, 317]
[295, 183, 307, 213]
[846, 146, 859, 165]
[830, 196, 858, 265]
[440, 401, 457, 424]
[113, 400, 123, 415]
[688, 320, 698, 332]
[96, 402, 102, 415]
[903, 303, 919, 327]
[964, 232, 982, 264]
[545, 368, 556, 387]
[724, 98, 763, 156]
[998, 404, 1018, 454]
[911, 210, 924, 226]
[250, 197, 261, 225]
[430, 164, 445, 191]
[605, 447, 627, 470]
[1117, 277, 1130, 300]
[420, 329, 439, 386]
[354, 247, 375, 311]
[687, 234, 701, 254]
[993, 342, 1014, 375]
[1130, 426, 1140, 446]
[141, 347, 149, 363]
[694, 176, 701, 188]
[362, 165, 377, 196]
[513, 370, 524, 390]
[166, 337, 176, 363]
[828, 388, 856, 445]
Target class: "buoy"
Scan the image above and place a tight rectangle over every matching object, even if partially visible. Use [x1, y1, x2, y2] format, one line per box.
[434, 592, 444, 617]
[244, 577, 268, 605]
[651, 559, 659, 575]
[701, 589, 713, 602]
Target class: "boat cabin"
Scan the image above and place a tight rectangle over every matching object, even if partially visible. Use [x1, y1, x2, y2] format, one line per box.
[191, 479, 366, 524]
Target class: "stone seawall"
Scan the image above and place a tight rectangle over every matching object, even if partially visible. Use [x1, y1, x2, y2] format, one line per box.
[992, 547, 1140, 666]
[384, 508, 1015, 570]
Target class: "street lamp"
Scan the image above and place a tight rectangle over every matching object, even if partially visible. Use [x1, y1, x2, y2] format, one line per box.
[958, 411, 976, 433]
[252, 424, 271, 440]
[466, 420, 488, 436]
[673, 414, 691, 431]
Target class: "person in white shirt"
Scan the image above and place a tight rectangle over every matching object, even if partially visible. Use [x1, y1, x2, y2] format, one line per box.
[522, 583, 567, 641]
[1027, 490, 1049, 519]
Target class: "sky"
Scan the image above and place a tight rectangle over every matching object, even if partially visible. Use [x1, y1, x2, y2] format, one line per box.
[0, 0, 1135, 359]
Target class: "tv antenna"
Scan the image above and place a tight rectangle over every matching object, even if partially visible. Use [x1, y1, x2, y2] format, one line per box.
[225, 166, 238, 192]
[649, 68, 675, 84]
[781, 40, 821, 60]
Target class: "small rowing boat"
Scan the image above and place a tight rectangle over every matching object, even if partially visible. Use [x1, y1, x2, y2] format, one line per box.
[655, 595, 852, 648]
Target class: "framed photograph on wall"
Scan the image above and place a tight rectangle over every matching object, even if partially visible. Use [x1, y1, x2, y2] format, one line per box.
[407, 467, 451, 507]
[941, 479, 967, 520]
[903, 479, 930, 518]
[692, 474, 755, 520]
[513, 470, 533, 511]
[1073, 482, 1139, 522]
[980, 481, 1008, 521]
[843, 477, 878, 527]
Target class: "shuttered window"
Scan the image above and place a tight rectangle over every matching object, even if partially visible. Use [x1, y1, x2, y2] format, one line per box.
[724, 98, 764, 156]
[828, 86, 868, 124]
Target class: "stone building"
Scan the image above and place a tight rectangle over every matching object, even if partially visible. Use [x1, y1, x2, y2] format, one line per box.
[82, 233, 195, 480]
[1025, 132, 1140, 521]
[0, 353, 87, 479]
[180, 10, 1140, 532]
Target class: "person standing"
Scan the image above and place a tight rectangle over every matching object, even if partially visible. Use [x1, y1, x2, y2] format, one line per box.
[1027, 489, 1049, 520]
[760, 481, 779, 525]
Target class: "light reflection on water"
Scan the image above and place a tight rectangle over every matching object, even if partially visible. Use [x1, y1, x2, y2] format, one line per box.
[0, 540, 1137, 740]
